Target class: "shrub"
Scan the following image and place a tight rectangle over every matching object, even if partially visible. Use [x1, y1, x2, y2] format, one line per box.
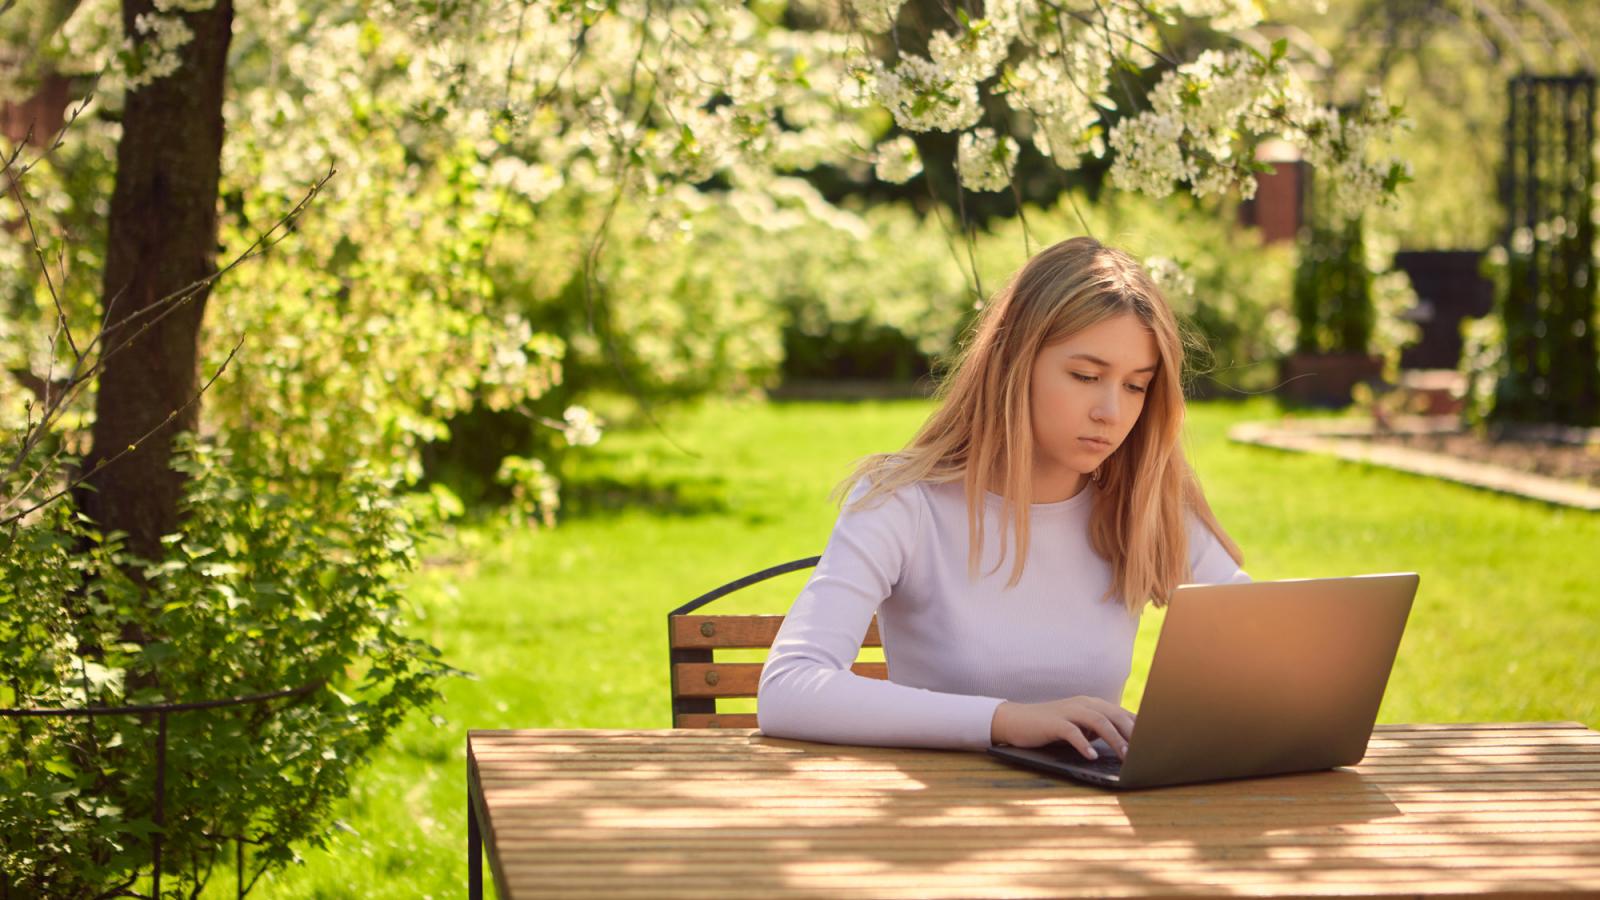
[0, 437, 449, 896]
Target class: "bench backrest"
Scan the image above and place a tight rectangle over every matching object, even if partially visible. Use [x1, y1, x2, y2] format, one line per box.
[668, 557, 886, 728]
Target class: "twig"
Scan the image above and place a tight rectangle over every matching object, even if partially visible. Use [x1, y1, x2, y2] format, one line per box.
[89, 166, 334, 356]
[0, 336, 247, 527]
[1, 169, 334, 492]
[9, 93, 96, 183]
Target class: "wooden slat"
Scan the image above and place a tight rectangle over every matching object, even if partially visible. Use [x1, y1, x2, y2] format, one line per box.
[673, 662, 888, 698]
[496, 877, 1600, 890]
[675, 712, 759, 729]
[490, 863, 1600, 899]
[670, 615, 881, 649]
[470, 725, 1592, 742]
[483, 820, 1600, 841]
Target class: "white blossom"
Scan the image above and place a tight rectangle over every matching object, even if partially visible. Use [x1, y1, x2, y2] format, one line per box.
[873, 135, 922, 184]
[488, 157, 564, 204]
[1176, 0, 1262, 30]
[956, 127, 1017, 193]
[1144, 256, 1195, 300]
[124, 13, 194, 90]
[561, 406, 603, 447]
[1005, 46, 1111, 161]
[873, 53, 982, 132]
[928, 18, 1013, 84]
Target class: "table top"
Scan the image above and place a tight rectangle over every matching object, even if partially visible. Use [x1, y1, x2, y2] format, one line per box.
[467, 722, 1600, 899]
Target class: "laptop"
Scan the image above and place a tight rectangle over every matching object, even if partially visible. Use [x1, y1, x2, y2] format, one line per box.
[986, 573, 1419, 790]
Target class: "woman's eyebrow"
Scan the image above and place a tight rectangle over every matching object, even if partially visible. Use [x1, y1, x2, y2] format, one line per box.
[1067, 352, 1158, 374]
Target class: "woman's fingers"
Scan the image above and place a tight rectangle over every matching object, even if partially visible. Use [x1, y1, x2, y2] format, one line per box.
[1057, 722, 1099, 759]
[1082, 713, 1129, 758]
[1083, 699, 1137, 745]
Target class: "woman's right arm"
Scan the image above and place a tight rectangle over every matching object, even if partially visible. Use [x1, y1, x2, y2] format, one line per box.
[757, 483, 1005, 751]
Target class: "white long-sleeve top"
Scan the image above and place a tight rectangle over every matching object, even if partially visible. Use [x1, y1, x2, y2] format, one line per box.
[757, 478, 1249, 751]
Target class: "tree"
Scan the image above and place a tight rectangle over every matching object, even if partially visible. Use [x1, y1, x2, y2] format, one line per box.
[75, 0, 233, 563]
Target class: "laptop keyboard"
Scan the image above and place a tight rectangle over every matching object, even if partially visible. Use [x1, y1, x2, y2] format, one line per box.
[1043, 741, 1124, 774]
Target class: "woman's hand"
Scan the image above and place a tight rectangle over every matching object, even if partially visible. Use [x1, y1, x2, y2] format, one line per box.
[989, 697, 1136, 759]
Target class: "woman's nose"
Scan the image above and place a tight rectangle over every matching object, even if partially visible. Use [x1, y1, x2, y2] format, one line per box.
[1091, 388, 1117, 423]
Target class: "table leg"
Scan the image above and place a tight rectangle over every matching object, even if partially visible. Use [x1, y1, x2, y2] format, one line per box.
[468, 785, 483, 900]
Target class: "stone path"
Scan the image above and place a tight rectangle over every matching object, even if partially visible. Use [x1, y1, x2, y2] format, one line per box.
[1229, 419, 1600, 512]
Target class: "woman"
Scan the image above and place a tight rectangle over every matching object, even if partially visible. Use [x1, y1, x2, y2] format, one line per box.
[757, 236, 1248, 761]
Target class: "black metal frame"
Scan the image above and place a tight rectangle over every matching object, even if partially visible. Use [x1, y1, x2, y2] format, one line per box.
[465, 557, 822, 899]
[1497, 72, 1599, 426]
[0, 679, 324, 899]
[665, 556, 818, 724]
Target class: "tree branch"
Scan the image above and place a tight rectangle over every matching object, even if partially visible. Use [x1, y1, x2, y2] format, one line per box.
[1, 336, 246, 528]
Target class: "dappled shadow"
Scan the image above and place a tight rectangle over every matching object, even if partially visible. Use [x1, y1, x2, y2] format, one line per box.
[473, 723, 1600, 898]
[559, 473, 730, 519]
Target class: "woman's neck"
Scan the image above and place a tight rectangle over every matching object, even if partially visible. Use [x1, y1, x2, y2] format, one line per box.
[1029, 463, 1088, 504]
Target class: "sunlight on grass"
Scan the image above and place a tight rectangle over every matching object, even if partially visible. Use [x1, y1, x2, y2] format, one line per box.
[255, 397, 1600, 898]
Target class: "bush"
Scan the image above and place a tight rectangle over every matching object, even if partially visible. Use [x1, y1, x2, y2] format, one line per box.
[1293, 215, 1374, 355]
[0, 437, 449, 896]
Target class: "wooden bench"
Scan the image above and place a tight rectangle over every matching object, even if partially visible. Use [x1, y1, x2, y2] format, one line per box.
[667, 556, 886, 728]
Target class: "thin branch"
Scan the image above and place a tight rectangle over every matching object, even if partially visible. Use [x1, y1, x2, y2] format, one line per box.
[9, 176, 79, 360]
[570, 18, 699, 459]
[1008, 163, 1034, 256]
[1084, 0, 1152, 112]
[0, 336, 247, 527]
[89, 166, 335, 357]
[1038, 0, 1181, 68]
[501, 0, 532, 110]
[10, 93, 95, 183]
[534, 18, 599, 107]
[922, 166, 980, 298]
[1, 169, 332, 493]
[950, 160, 986, 306]
[1120, 0, 1184, 70]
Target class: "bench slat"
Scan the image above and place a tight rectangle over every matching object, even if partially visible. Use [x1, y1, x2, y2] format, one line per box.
[671, 615, 881, 649]
[673, 662, 888, 698]
[674, 713, 759, 728]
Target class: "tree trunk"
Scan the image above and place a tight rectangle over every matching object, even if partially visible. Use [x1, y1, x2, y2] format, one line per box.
[76, 0, 234, 562]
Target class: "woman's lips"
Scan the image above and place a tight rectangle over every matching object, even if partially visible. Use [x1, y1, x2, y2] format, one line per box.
[1079, 436, 1112, 450]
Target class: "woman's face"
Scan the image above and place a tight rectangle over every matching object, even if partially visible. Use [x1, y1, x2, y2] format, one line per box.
[1027, 312, 1159, 501]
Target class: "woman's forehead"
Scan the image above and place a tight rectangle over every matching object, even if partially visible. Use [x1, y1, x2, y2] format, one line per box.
[1041, 314, 1160, 369]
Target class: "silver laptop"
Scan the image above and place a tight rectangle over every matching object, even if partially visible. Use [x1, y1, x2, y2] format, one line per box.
[987, 573, 1419, 790]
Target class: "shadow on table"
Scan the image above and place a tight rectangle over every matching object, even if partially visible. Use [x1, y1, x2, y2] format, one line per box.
[480, 726, 1600, 897]
[737, 731, 1595, 896]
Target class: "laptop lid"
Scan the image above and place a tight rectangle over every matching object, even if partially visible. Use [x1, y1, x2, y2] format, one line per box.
[988, 573, 1419, 790]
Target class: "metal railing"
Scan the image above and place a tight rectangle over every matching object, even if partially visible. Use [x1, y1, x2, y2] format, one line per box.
[0, 679, 324, 899]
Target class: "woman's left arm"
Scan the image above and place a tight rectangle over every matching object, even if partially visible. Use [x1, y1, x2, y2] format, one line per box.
[1186, 514, 1250, 585]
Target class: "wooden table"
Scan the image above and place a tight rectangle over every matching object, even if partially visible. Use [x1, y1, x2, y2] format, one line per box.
[467, 723, 1600, 899]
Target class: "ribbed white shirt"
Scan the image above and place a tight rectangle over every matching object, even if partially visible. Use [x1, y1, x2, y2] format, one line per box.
[757, 478, 1249, 750]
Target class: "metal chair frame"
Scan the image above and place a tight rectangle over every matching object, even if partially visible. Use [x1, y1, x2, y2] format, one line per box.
[665, 556, 819, 726]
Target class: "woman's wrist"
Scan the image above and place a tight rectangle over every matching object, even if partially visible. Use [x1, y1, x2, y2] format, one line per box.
[990, 700, 1014, 745]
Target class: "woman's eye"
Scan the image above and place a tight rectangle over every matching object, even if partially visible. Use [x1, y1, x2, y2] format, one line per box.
[1126, 383, 1148, 394]
[1071, 373, 1098, 384]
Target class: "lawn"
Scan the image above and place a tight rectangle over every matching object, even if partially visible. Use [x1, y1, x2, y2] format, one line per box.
[254, 397, 1600, 898]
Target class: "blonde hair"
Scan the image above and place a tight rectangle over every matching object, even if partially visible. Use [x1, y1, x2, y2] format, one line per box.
[838, 236, 1241, 614]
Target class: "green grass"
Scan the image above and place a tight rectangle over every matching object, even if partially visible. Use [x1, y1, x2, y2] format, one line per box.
[253, 397, 1600, 898]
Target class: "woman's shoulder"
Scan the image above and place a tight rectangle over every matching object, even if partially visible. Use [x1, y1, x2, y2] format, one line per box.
[841, 460, 963, 510]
